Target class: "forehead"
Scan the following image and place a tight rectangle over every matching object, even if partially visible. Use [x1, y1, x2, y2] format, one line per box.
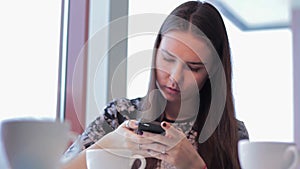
[159, 31, 211, 62]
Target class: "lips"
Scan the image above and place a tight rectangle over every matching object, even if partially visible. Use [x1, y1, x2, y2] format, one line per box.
[165, 86, 180, 95]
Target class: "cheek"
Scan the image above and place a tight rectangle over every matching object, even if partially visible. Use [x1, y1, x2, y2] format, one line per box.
[155, 59, 172, 82]
[195, 69, 209, 89]
[184, 73, 208, 91]
[155, 69, 167, 83]
[196, 75, 208, 90]
[155, 58, 171, 75]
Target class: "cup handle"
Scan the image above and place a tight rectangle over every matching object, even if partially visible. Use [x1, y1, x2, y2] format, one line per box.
[130, 154, 146, 169]
[284, 146, 298, 169]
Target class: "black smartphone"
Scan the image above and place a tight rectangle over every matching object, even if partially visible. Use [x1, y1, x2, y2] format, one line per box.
[138, 121, 165, 134]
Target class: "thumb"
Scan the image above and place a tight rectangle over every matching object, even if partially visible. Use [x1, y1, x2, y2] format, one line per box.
[161, 121, 183, 137]
[161, 121, 170, 130]
[160, 121, 185, 147]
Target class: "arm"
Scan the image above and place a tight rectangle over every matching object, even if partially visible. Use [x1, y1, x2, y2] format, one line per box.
[61, 120, 148, 169]
[61, 150, 87, 169]
[61, 98, 144, 169]
[61, 140, 107, 169]
[60, 117, 112, 169]
[61, 116, 112, 164]
[60, 103, 119, 169]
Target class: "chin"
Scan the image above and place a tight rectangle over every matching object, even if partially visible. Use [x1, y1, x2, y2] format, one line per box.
[171, 93, 199, 103]
[161, 92, 181, 102]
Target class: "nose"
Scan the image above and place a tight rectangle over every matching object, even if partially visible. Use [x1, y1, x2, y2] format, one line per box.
[169, 63, 183, 85]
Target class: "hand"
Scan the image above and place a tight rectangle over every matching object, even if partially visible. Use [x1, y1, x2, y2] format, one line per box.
[89, 120, 153, 155]
[139, 122, 206, 169]
[61, 120, 152, 169]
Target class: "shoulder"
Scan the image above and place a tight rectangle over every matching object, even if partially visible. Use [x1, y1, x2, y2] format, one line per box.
[103, 97, 143, 120]
[236, 119, 249, 140]
[84, 97, 143, 144]
[113, 97, 143, 111]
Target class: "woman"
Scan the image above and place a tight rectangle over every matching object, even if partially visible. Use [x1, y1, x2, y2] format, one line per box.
[62, 1, 249, 169]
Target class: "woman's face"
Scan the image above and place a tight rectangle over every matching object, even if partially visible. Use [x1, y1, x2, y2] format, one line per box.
[155, 31, 211, 102]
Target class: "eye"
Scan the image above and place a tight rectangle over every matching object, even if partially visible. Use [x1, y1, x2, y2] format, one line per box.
[188, 66, 202, 72]
[163, 56, 175, 62]
[161, 53, 175, 62]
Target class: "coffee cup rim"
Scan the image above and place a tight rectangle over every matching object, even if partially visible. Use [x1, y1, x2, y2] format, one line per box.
[86, 149, 143, 158]
[238, 140, 296, 146]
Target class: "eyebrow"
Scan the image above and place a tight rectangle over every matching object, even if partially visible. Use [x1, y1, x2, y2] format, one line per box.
[160, 48, 205, 65]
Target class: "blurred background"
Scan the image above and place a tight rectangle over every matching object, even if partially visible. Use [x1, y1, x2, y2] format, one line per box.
[0, 0, 299, 143]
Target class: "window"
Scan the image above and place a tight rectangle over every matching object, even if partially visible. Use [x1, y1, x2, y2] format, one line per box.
[0, 0, 62, 121]
[226, 20, 293, 142]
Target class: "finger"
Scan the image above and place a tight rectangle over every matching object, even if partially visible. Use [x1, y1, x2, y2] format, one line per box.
[141, 122, 185, 145]
[141, 131, 166, 141]
[161, 122, 177, 135]
[115, 127, 153, 144]
[142, 122, 187, 151]
[116, 123, 136, 136]
[131, 149, 161, 158]
[124, 134, 154, 144]
[145, 149, 169, 161]
[148, 151, 168, 161]
[161, 121, 185, 139]
[116, 120, 140, 137]
[121, 120, 139, 130]
[139, 143, 169, 153]
[124, 142, 163, 158]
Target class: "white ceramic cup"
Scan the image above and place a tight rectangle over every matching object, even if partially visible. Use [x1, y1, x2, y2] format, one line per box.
[238, 140, 299, 169]
[1, 119, 71, 169]
[86, 149, 146, 169]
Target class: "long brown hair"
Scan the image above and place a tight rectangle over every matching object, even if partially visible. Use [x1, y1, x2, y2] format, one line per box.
[138, 1, 240, 169]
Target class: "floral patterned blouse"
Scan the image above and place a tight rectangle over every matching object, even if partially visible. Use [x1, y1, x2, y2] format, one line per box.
[63, 97, 249, 168]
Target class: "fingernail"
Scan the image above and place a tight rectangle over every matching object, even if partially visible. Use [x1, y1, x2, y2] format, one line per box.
[136, 130, 143, 135]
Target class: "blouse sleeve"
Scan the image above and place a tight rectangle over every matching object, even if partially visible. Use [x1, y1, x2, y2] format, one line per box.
[237, 120, 249, 140]
[62, 98, 141, 162]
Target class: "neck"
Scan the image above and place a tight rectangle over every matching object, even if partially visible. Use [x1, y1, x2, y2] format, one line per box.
[164, 97, 199, 122]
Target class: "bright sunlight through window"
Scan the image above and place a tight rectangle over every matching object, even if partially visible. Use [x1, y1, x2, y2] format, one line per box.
[0, 0, 61, 121]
